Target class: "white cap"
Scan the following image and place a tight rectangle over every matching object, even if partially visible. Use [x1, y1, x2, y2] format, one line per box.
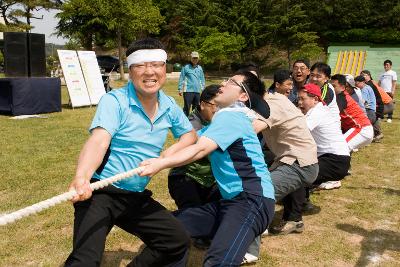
[191, 51, 199, 58]
[344, 74, 356, 88]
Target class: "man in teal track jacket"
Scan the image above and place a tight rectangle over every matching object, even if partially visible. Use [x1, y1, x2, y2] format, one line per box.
[178, 51, 206, 116]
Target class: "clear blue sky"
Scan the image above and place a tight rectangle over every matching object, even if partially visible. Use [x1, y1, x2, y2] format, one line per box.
[31, 9, 67, 45]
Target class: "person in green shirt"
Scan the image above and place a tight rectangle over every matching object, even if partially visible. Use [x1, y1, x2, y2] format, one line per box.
[168, 84, 221, 209]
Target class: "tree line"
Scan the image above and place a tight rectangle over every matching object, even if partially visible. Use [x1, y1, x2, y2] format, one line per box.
[1, 0, 400, 72]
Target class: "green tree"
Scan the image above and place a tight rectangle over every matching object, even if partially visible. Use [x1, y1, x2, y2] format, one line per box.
[0, 0, 28, 31]
[56, 0, 102, 50]
[220, 0, 265, 50]
[0, 0, 17, 25]
[156, 0, 222, 56]
[57, 0, 163, 78]
[302, 0, 400, 44]
[9, 0, 61, 32]
[264, 0, 322, 68]
[151, 0, 400, 70]
[64, 37, 83, 50]
[191, 28, 245, 69]
[155, 0, 271, 64]
[99, 0, 163, 78]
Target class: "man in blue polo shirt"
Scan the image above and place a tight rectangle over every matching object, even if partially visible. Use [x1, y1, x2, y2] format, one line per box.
[140, 72, 275, 266]
[65, 38, 196, 267]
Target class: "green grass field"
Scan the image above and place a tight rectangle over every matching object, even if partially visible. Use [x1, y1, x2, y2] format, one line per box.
[0, 79, 399, 266]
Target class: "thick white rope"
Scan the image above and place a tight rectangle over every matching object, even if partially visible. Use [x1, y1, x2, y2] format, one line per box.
[0, 166, 144, 226]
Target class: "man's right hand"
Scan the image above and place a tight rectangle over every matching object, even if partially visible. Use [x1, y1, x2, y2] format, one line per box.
[68, 177, 93, 203]
[67, 128, 111, 203]
[179, 92, 182, 96]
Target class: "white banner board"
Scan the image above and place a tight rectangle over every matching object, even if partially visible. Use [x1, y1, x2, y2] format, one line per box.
[77, 51, 106, 105]
[57, 50, 91, 107]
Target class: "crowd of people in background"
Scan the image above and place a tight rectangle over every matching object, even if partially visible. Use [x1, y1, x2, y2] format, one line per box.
[65, 37, 396, 267]
[169, 55, 396, 264]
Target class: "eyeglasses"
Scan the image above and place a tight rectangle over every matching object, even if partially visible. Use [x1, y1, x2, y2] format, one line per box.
[309, 73, 326, 79]
[203, 100, 216, 106]
[293, 66, 308, 72]
[132, 61, 165, 70]
[223, 78, 252, 108]
[224, 78, 240, 87]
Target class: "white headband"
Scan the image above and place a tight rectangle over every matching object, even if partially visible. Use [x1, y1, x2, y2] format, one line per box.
[127, 49, 167, 67]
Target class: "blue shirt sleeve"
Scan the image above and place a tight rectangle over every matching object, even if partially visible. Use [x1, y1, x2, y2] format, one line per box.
[168, 96, 193, 138]
[178, 65, 187, 91]
[202, 111, 246, 151]
[361, 85, 376, 109]
[199, 66, 205, 90]
[90, 93, 121, 136]
[367, 86, 376, 108]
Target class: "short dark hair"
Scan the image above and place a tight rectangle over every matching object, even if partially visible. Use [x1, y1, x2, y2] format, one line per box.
[384, 59, 392, 66]
[235, 70, 266, 97]
[361, 70, 372, 79]
[269, 69, 291, 91]
[293, 59, 310, 68]
[126, 38, 165, 57]
[234, 70, 270, 119]
[273, 69, 291, 84]
[331, 74, 347, 86]
[354, 75, 365, 82]
[310, 62, 331, 78]
[238, 61, 260, 77]
[200, 84, 220, 103]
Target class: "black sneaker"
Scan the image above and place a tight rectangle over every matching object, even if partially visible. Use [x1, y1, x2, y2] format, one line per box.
[373, 133, 384, 142]
[270, 220, 304, 235]
[302, 199, 321, 215]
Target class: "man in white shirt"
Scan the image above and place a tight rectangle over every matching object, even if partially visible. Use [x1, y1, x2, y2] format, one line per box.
[378, 59, 397, 123]
[298, 83, 351, 191]
[309, 62, 341, 129]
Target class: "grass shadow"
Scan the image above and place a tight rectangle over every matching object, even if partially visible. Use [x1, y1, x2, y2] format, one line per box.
[100, 243, 206, 267]
[337, 223, 400, 267]
[383, 187, 400, 196]
[0, 111, 12, 116]
[101, 248, 140, 267]
[62, 103, 72, 109]
[61, 104, 96, 110]
[345, 186, 400, 196]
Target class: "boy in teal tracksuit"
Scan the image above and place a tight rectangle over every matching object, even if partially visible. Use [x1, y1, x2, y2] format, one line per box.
[140, 72, 275, 266]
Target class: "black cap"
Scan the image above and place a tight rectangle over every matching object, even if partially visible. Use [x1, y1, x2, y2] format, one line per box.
[247, 92, 270, 119]
[354, 75, 366, 82]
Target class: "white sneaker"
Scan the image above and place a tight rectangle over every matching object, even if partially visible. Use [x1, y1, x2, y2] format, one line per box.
[242, 253, 259, 264]
[387, 118, 392, 123]
[262, 228, 269, 236]
[318, 181, 341, 190]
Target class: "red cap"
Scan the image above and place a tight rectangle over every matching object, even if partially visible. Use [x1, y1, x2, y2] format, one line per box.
[302, 83, 325, 103]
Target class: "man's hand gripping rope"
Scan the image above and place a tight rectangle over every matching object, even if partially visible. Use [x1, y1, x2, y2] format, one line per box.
[0, 166, 144, 226]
